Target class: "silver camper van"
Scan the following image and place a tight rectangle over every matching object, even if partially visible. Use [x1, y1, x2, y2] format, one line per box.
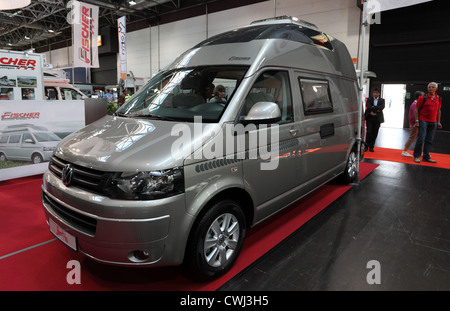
[41, 16, 362, 277]
[0, 124, 61, 164]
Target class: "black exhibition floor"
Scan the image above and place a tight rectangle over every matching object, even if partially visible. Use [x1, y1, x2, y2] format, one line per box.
[219, 127, 450, 291]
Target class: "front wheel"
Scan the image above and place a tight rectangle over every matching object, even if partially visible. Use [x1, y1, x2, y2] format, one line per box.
[185, 200, 246, 278]
[32, 153, 43, 164]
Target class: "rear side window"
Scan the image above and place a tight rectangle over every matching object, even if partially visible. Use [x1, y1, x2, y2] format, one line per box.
[299, 78, 333, 115]
[9, 135, 21, 143]
[0, 136, 8, 143]
[45, 87, 58, 100]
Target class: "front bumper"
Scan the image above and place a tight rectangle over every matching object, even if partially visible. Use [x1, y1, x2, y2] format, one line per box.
[41, 170, 192, 266]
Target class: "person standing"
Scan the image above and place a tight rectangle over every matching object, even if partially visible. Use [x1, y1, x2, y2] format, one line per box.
[402, 91, 424, 157]
[364, 88, 385, 152]
[119, 89, 127, 106]
[413, 82, 443, 163]
[103, 89, 114, 101]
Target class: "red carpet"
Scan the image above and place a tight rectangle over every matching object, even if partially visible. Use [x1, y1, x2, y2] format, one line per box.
[364, 147, 450, 169]
[0, 162, 378, 291]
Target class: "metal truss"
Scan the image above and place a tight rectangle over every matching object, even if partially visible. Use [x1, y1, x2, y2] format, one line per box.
[0, 0, 245, 51]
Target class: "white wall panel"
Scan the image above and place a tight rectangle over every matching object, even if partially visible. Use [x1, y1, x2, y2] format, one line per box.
[46, 0, 365, 84]
[158, 15, 207, 72]
[206, 1, 274, 37]
[125, 27, 151, 79]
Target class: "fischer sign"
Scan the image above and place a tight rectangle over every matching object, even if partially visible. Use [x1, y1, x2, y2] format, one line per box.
[1, 111, 41, 121]
[71, 1, 99, 68]
[0, 57, 37, 70]
[79, 6, 94, 65]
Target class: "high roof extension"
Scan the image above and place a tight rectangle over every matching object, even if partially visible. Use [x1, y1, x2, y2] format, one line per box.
[250, 15, 319, 30]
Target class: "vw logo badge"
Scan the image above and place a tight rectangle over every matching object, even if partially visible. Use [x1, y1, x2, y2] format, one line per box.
[61, 164, 74, 186]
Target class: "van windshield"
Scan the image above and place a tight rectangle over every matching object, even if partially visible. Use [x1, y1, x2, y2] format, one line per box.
[34, 132, 61, 142]
[116, 66, 248, 123]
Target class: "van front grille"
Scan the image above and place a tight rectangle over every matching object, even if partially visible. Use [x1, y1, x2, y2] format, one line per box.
[42, 191, 97, 236]
[48, 156, 114, 195]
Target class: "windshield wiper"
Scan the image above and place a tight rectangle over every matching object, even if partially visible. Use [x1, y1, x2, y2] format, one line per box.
[137, 114, 182, 121]
[113, 112, 130, 117]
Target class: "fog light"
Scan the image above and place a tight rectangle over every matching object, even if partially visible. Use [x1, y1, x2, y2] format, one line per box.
[130, 250, 150, 262]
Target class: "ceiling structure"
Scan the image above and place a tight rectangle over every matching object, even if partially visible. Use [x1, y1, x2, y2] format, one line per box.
[0, 0, 267, 53]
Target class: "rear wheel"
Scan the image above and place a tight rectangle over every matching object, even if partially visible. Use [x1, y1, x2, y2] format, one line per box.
[0, 153, 6, 161]
[340, 149, 358, 184]
[185, 199, 246, 278]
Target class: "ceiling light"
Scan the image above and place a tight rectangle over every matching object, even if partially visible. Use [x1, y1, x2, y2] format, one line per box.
[8, 42, 12, 46]
[48, 29, 54, 33]
[24, 35, 30, 40]
[129, 1, 136, 5]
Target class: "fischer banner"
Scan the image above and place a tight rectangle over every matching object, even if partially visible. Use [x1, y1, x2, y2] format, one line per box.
[118, 16, 127, 81]
[0, 49, 44, 101]
[71, 1, 99, 68]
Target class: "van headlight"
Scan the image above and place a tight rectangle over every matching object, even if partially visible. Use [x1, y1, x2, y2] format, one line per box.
[106, 167, 184, 200]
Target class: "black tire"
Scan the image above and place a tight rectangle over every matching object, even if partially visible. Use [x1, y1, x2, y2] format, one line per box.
[340, 149, 358, 184]
[32, 153, 43, 164]
[185, 199, 246, 278]
[0, 153, 6, 162]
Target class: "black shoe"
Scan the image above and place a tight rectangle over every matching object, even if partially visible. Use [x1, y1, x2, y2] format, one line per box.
[369, 147, 374, 152]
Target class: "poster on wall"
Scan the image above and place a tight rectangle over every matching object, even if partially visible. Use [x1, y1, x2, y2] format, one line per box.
[0, 49, 44, 101]
[0, 100, 85, 180]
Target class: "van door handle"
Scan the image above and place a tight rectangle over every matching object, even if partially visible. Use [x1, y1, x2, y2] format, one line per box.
[289, 128, 298, 136]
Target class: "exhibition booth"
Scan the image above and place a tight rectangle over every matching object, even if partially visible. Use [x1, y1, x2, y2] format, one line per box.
[0, 50, 107, 181]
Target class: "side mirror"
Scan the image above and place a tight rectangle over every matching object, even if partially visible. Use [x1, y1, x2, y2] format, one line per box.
[241, 102, 281, 125]
[24, 139, 35, 144]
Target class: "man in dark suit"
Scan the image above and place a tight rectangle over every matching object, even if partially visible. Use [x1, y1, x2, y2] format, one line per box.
[364, 88, 385, 152]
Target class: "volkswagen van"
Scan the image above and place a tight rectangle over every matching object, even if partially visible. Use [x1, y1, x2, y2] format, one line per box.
[0, 124, 61, 163]
[41, 16, 362, 277]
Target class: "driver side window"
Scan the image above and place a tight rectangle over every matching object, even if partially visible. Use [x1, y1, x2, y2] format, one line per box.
[240, 70, 293, 124]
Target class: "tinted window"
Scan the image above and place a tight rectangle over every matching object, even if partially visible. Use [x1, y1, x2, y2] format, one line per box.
[0, 136, 8, 143]
[240, 70, 293, 124]
[9, 135, 21, 143]
[116, 66, 248, 123]
[195, 24, 333, 51]
[23, 133, 34, 143]
[45, 87, 57, 100]
[61, 88, 83, 100]
[299, 79, 333, 115]
[34, 132, 61, 142]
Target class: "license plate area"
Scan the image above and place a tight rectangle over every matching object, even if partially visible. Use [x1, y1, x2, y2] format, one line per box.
[49, 218, 78, 251]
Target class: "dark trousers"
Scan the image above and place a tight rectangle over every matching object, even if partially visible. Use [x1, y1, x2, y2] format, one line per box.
[413, 121, 437, 159]
[366, 115, 381, 149]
